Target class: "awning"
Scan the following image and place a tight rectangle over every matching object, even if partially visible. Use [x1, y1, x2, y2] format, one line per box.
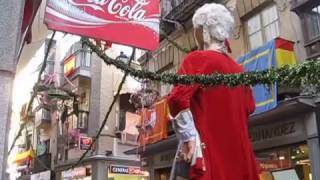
[21, 0, 42, 43]
[15, 149, 34, 165]
[18, 0, 42, 57]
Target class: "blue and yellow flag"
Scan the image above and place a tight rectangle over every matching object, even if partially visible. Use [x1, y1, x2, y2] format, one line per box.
[237, 38, 296, 114]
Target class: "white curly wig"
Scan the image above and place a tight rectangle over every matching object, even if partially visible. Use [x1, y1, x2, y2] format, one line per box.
[192, 3, 234, 43]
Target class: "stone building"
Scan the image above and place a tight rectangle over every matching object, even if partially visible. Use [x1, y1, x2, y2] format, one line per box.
[12, 36, 147, 180]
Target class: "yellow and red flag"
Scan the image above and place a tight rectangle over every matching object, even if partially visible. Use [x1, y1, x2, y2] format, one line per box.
[64, 55, 76, 77]
[275, 38, 297, 67]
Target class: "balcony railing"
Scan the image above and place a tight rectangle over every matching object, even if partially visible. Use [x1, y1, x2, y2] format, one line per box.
[32, 153, 51, 174]
[291, 0, 311, 11]
[120, 132, 139, 145]
[34, 108, 51, 129]
[163, 0, 218, 22]
[63, 49, 91, 81]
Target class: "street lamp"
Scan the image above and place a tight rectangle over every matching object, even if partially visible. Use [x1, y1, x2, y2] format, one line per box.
[117, 51, 129, 63]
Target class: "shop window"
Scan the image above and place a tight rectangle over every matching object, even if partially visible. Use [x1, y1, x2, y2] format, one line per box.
[256, 144, 312, 180]
[247, 5, 280, 50]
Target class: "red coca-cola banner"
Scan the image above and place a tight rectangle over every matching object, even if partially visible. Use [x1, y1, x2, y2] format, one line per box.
[44, 0, 160, 50]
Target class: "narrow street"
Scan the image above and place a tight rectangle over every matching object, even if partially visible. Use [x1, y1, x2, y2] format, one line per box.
[0, 0, 320, 180]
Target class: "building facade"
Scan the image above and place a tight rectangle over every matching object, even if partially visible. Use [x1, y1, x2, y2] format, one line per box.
[12, 36, 147, 180]
[0, 0, 45, 179]
[126, 0, 320, 180]
[51, 39, 144, 180]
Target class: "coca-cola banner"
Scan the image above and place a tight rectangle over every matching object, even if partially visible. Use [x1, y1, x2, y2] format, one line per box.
[44, 0, 160, 50]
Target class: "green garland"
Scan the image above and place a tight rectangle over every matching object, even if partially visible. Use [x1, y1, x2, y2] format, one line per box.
[82, 38, 320, 88]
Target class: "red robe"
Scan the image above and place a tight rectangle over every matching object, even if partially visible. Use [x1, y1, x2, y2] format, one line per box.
[167, 50, 259, 180]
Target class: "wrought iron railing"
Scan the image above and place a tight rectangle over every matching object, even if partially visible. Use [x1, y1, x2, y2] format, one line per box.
[34, 108, 51, 128]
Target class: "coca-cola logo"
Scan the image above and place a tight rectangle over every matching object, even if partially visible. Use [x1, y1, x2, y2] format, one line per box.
[45, 0, 160, 50]
[68, 0, 152, 21]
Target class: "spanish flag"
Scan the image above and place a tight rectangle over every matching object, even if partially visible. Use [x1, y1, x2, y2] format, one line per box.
[64, 55, 76, 77]
[275, 38, 297, 67]
[15, 149, 34, 165]
[237, 38, 297, 114]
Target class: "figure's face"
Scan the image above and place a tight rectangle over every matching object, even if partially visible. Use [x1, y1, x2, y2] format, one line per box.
[194, 27, 204, 50]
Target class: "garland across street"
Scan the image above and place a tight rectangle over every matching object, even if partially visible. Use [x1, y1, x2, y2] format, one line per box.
[82, 38, 320, 88]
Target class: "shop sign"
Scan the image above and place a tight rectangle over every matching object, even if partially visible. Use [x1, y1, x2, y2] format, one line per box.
[110, 166, 129, 174]
[79, 136, 93, 150]
[61, 170, 73, 179]
[72, 167, 87, 178]
[31, 170, 51, 180]
[250, 122, 296, 142]
[129, 167, 145, 175]
[250, 121, 297, 142]
[249, 120, 306, 150]
[110, 166, 145, 175]
[258, 160, 291, 171]
[62, 168, 86, 179]
[45, 0, 160, 50]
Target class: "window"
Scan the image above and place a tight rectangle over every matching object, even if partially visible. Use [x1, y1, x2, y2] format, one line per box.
[118, 110, 126, 131]
[293, 1, 320, 58]
[77, 111, 89, 130]
[80, 51, 91, 67]
[247, 5, 280, 50]
[256, 144, 312, 179]
[305, 4, 320, 41]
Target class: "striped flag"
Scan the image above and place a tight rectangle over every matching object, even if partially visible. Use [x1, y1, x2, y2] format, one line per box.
[64, 55, 76, 77]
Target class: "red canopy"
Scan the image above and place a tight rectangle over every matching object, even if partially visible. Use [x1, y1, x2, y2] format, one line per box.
[21, 0, 42, 44]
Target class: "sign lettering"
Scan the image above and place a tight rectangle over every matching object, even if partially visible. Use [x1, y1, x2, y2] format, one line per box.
[45, 0, 160, 50]
[79, 136, 93, 150]
[250, 122, 296, 142]
[110, 165, 145, 175]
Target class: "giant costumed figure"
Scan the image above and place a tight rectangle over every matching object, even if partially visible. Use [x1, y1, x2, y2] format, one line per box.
[167, 3, 260, 180]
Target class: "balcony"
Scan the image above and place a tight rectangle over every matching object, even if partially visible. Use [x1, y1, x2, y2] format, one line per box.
[34, 108, 51, 129]
[163, 0, 220, 22]
[32, 153, 51, 174]
[120, 132, 139, 145]
[291, 0, 318, 12]
[63, 49, 91, 81]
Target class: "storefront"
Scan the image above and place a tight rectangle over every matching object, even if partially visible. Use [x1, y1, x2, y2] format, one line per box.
[30, 170, 51, 180]
[108, 165, 149, 180]
[56, 155, 143, 180]
[125, 97, 320, 180]
[249, 97, 320, 180]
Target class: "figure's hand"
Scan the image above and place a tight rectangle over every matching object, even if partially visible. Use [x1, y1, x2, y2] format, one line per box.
[179, 141, 196, 163]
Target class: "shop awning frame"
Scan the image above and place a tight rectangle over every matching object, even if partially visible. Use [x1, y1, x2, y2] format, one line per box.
[54, 155, 140, 172]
